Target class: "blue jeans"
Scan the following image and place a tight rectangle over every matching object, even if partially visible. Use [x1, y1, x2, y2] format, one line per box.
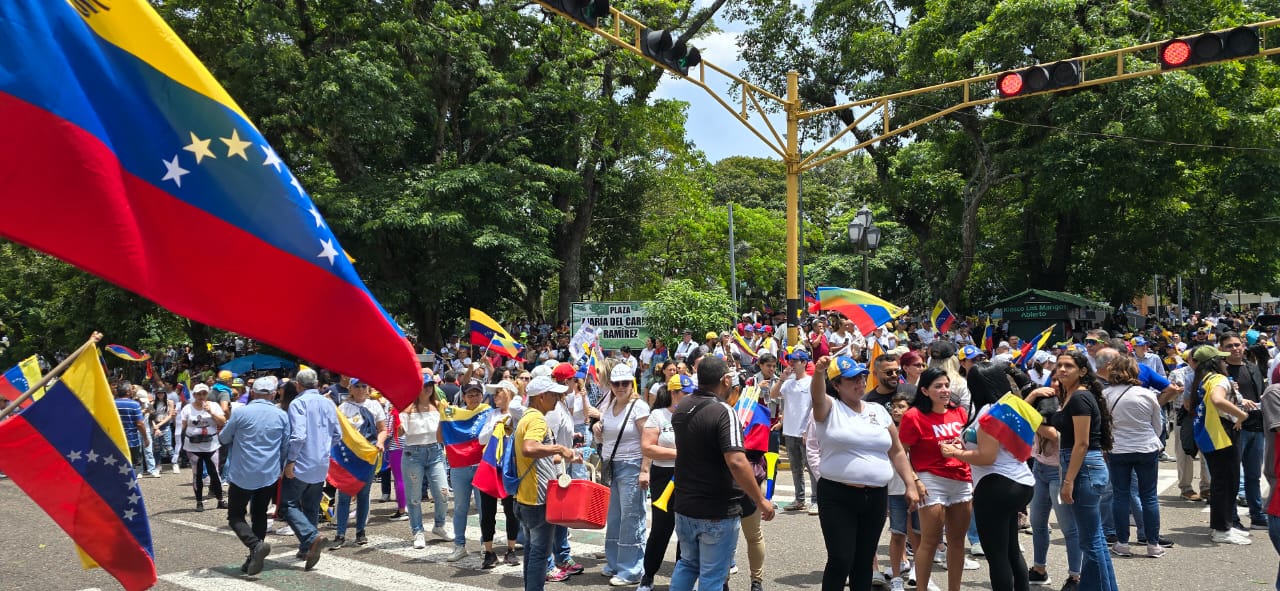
[451, 464, 479, 546]
[1239, 429, 1267, 523]
[142, 435, 157, 474]
[967, 513, 980, 546]
[403, 443, 448, 534]
[518, 503, 556, 591]
[1061, 449, 1118, 591]
[1108, 451, 1160, 544]
[1031, 460, 1081, 576]
[604, 459, 646, 582]
[281, 477, 324, 552]
[1100, 469, 1145, 538]
[669, 514, 741, 591]
[550, 525, 570, 568]
[335, 479, 373, 538]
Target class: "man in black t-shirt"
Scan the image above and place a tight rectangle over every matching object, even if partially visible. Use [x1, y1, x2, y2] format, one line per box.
[865, 353, 900, 410]
[669, 356, 774, 591]
[1220, 333, 1268, 529]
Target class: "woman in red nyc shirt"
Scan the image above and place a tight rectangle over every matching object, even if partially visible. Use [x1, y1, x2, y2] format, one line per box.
[898, 367, 973, 591]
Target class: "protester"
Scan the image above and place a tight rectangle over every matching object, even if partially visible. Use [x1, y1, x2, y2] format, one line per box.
[330, 379, 388, 550]
[113, 381, 149, 471]
[593, 362, 651, 585]
[282, 368, 341, 570]
[1097, 355, 1166, 558]
[639, 374, 691, 591]
[1220, 332, 1269, 530]
[178, 383, 225, 512]
[514, 375, 579, 591]
[669, 356, 774, 591]
[1188, 345, 1254, 544]
[218, 376, 289, 576]
[772, 347, 817, 513]
[400, 372, 451, 550]
[477, 379, 524, 569]
[445, 379, 491, 562]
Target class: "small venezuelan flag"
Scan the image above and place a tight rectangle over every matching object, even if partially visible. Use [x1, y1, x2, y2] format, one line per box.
[105, 344, 150, 362]
[816, 287, 907, 336]
[0, 355, 44, 408]
[931, 300, 955, 334]
[470, 309, 523, 359]
[978, 393, 1043, 462]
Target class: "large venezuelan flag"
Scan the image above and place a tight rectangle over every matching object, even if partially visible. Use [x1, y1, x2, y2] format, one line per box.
[0, 344, 155, 590]
[0, 1, 421, 408]
[470, 309, 522, 359]
[733, 386, 772, 452]
[327, 409, 382, 497]
[440, 404, 494, 468]
[1193, 373, 1234, 453]
[816, 287, 907, 336]
[0, 355, 44, 408]
[978, 393, 1043, 462]
[473, 419, 512, 499]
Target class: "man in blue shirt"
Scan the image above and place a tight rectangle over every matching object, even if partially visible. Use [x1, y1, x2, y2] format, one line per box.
[113, 382, 149, 468]
[219, 376, 290, 576]
[281, 369, 342, 571]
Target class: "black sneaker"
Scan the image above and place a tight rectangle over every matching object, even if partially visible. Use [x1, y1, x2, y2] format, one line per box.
[1105, 534, 1116, 544]
[482, 551, 498, 569]
[1136, 536, 1175, 548]
[240, 555, 251, 574]
[246, 541, 271, 576]
[195, 501, 205, 512]
[505, 549, 520, 566]
[217, 499, 228, 510]
[355, 531, 368, 546]
[750, 581, 764, 591]
[1060, 577, 1080, 591]
[329, 536, 346, 550]
[1028, 568, 1051, 586]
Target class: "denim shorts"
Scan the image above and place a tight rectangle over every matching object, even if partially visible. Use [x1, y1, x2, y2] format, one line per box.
[917, 472, 973, 508]
[888, 494, 920, 535]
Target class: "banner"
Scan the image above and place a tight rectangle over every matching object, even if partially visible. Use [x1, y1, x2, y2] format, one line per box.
[570, 301, 651, 351]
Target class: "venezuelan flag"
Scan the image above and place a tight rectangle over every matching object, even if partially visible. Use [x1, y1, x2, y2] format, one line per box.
[0, 344, 155, 590]
[731, 329, 758, 362]
[440, 404, 493, 468]
[104, 344, 150, 362]
[1018, 325, 1055, 369]
[0, 1, 421, 409]
[804, 289, 820, 314]
[816, 287, 907, 336]
[931, 300, 955, 334]
[327, 408, 382, 497]
[980, 319, 994, 355]
[470, 309, 522, 358]
[733, 386, 772, 452]
[865, 340, 884, 392]
[473, 419, 512, 499]
[0, 355, 45, 408]
[978, 393, 1043, 462]
[1193, 374, 1234, 453]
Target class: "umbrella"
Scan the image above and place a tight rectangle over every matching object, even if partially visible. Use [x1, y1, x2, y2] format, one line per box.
[219, 353, 297, 374]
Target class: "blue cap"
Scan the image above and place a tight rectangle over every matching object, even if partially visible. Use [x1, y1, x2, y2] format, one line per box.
[677, 375, 695, 393]
[788, 348, 811, 362]
[961, 345, 982, 360]
[827, 356, 869, 380]
[1247, 329, 1261, 346]
[1132, 336, 1147, 346]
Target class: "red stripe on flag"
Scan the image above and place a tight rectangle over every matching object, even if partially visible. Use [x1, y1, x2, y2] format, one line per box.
[0, 416, 156, 591]
[326, 459, 368, 497]
[445, 441, 483, 468]
[0, 94, 420, 408]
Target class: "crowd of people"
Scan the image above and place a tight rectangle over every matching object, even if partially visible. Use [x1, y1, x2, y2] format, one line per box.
[99, 307, 1280, 591]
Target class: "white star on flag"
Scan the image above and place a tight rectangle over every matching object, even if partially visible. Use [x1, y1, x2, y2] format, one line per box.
[261, 145, 283, 172]
[127, 492, 141, 505]
[103, 454, 118, 466]
[118, 463, 132, 475]
[85, 450, 99, 463]
[66, 450, 82, 462]
[161, 155, 190, 187]
[308, 205, 325, 229]
[122, 508, 138, 521]
[317, 239, 339, 266]
[289, 173, 305, 196]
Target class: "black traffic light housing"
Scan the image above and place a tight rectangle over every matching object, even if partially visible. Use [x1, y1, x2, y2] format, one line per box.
[1159, 26, 1260, 70]
[545, 0, 609, 28]
[639, 29, 702, 76]
[995, 60, 1083, 99]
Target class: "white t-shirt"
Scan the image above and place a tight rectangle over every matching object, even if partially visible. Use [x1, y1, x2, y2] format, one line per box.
[828, 332, 852, 356]
[644, 407, 676, 468]
[1102, 384, 1163, 455]
[399, 409, 441, 447]
[780, 375, 813, 437]
[599, 397, 650, 462]
[968, 404, 1034, 487]
[674, 340, 698, 359]
[814, 400, 894, 487]
[916, 328, 936, 344]
[178, 402, 225, 453]
[340, 398, 388, 432]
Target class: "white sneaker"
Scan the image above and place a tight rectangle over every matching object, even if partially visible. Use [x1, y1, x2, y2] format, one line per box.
[432, 525, 452, 541]
[808, 503, 820, 515]
[927, 580, 942, 591]
[889, 576, 905, 591]
[1145, 543, 1165, 558]
[609, 576, 637, 586]
[1210, 529, 1252, 545]
[963, 557, 980, 570]
[970, 543, 984, 556]
[275, 524, 294, 536]
[171, 465, 181, 474]
[1230, 527, 1252, 537]
[413, 532, 426, 549]
[447, 545, 468, 561]
[730, 565, 739, 575]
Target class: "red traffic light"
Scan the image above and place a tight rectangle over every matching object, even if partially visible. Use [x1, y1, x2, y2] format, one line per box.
[997, 72, 1024, 98]
[1160, 39, 1192, 68]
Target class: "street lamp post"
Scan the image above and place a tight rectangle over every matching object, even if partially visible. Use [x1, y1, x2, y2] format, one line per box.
[847, 205, 882, 290]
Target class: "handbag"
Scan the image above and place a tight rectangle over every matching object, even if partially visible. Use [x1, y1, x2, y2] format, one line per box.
[598, 397, 636, 486]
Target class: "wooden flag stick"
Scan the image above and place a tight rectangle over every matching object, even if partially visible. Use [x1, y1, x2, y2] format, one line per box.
[0, 331, 102, 421]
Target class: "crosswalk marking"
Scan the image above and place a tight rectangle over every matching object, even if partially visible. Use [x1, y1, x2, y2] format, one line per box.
[159, 568, 277, 591]
[267, 551, 499, 591]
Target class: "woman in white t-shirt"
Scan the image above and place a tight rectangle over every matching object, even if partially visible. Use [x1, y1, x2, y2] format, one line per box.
[591, 362, 651, 585]
[940, 362, 1049, 591]
[1096, 355, 1166, 558]
[399, 377, 449, 550]
[810, 355, 921, 591]
[638, 373, 690, 590]
[177, 384, 227, 512]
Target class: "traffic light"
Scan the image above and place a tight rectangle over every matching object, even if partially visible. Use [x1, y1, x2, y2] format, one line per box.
[543, 0, 609, 28]
[639, 29, 702, 76]
[1159, 26, 1260, 70]
[996, 60, 1082, 99]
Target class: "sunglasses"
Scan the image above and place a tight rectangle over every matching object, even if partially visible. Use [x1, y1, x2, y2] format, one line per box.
[882, 369, 900, 376]
[1084, 339, 1101, 345]
[612, 381, 633, 387]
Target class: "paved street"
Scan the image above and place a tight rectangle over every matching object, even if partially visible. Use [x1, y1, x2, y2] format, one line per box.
[0, 462, 1276, 590]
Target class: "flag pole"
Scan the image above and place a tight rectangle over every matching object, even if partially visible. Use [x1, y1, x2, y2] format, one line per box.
[0, 331, 103, 421]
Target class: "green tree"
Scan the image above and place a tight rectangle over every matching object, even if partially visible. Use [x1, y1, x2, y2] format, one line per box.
[644, 279, 737, 341]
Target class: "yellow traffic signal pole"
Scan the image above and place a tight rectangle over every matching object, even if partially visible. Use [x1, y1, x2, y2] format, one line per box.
[535, 5, 1280, 344]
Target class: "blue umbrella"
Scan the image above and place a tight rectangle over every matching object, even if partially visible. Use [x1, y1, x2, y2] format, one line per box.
[219, 353, 297, 374]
